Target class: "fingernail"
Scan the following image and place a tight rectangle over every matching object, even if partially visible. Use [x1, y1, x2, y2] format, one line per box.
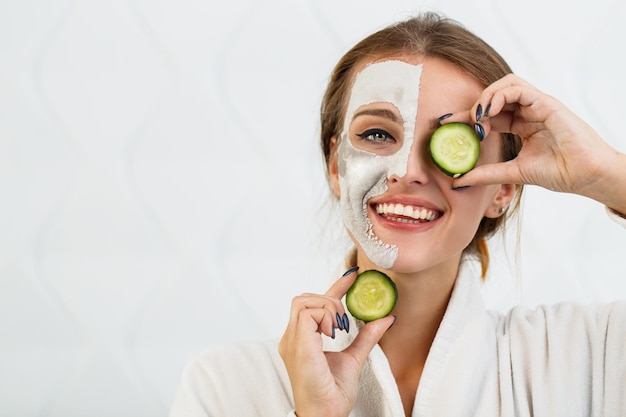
[342, 266, 359, 277]
[388, 315, 397, 330]
[331, 327, 335, 339]
[336, 313, 344, 330]
[474, 123, 485, 141]
[452, 185, 471, 191]
[437, 113, 453, 123]
[476, 104, 483, 121]
[484, 103, 491, 117]
[342, 313, 350, 333]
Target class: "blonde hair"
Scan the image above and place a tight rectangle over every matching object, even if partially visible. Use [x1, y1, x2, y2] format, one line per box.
[320, 12, 523, 278]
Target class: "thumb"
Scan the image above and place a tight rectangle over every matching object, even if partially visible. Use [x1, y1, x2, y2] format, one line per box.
[343, 315, 396, 367]
[452, 160, 521, 188]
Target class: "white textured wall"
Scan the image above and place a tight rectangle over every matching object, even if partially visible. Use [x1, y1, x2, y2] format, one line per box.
[2, 1, 626, 416]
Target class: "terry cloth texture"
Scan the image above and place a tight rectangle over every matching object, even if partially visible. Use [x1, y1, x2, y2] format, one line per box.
[169, 209, 626, 417]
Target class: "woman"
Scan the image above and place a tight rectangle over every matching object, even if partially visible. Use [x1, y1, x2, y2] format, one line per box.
[169, 12, 626, 417]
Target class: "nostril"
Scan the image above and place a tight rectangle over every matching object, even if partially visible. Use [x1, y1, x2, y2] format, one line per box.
[387, 174, 401, 183]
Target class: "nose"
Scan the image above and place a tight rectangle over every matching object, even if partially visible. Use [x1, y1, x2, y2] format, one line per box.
[388, 135, 433, 185]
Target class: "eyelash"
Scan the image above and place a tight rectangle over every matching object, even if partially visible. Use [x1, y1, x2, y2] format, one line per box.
[355, 128, 396, 143]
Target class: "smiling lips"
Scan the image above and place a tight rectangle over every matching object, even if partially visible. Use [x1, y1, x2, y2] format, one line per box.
[374, 202, 440, 224]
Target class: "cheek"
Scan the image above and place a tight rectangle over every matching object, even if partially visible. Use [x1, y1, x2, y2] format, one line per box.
[447, 186, 498, 222]
[339, 141, 395, 199]
[477, 133, 504, 165]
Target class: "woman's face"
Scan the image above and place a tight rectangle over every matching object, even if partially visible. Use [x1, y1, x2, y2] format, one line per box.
[330, 56, 512, 273]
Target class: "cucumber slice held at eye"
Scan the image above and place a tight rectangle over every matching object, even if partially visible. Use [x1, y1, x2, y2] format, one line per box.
[429, 122, 481, 177]
[346, 270, 398, 322]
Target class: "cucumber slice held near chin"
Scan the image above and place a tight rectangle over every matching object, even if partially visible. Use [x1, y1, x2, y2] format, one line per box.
[346, 270, 398, 322]
[429, 122, 481, 178]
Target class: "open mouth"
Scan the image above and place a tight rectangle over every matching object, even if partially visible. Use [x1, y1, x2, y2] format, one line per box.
[374, 202, 441, 224]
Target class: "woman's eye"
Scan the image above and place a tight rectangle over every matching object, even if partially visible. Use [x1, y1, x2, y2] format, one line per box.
[355, 129, 396, 143]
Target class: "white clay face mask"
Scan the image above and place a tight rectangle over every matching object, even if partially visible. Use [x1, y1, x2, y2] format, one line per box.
[336, 60, 422, 268]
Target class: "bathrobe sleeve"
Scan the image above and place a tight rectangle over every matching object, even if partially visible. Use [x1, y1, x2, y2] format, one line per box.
[607, 206, 626, 228]
[497, 301, 626, 416]
[168, 339, 296, 417]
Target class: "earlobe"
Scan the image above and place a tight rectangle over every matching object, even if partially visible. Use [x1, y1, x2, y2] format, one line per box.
[485, 183, 516, 218]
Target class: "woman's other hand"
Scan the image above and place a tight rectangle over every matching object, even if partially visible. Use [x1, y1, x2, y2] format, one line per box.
[448, 74, 626, 213]
[278, 268, 395, 417]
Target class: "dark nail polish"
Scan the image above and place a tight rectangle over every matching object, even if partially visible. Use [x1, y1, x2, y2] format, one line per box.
[452, 185, 471, 191]
[437, 113, 453, 123]
[476, 104, 483, 121]
[336, 313, 344, 330]
[388, 315, 397, 330]
[342, 266, 359, 277]
[474, 123, 485, 141]
[342, 313, 350, 333]
[331, 327, 335, 339]
[484, 103, 491, 117]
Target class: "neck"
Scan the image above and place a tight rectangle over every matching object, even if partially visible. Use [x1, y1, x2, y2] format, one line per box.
[356, 253, 460, 335]
[357, 254, 461, 416]
[378, 259, 458, 359]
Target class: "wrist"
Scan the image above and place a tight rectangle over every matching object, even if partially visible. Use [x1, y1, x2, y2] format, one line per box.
[580, 149, 626, 213]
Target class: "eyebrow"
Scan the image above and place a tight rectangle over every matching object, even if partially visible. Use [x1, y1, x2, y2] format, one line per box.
[352, 108, 402, 124]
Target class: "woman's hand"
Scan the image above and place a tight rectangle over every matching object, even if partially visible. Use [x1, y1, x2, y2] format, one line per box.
[278, 268, 395, 417]
[448, 74, 626, 212]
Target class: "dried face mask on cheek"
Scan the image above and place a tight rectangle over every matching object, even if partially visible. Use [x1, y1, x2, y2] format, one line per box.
[336, 60, 423, 269]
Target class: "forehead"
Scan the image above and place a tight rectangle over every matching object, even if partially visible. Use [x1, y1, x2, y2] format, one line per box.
[347, 57, 484, 118]
[345, 59, 423, 127]
[348, 57, 423, 100]
[350, 55, 482, 94]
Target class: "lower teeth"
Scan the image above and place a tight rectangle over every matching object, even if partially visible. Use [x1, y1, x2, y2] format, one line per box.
[387, 216, 423, 224]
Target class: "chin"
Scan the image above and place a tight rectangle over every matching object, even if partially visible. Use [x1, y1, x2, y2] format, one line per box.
[386, 259, 433, 274]
[388, 249, 464, 276]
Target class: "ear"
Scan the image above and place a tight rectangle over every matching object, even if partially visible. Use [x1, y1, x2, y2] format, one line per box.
[329, 135, 341, 197]
[484, 183, 516, 218]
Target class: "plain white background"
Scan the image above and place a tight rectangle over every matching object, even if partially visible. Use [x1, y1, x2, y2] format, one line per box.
[2, 0, 626, 416]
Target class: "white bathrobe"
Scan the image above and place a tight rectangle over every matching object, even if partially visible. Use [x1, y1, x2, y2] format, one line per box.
[169, 209, 626, 417]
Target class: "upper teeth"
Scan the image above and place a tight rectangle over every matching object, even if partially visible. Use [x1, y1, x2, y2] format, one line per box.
[375, 203, 439, 221]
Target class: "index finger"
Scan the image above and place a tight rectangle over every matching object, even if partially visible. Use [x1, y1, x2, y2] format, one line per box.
[324, 267, 359, 299]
